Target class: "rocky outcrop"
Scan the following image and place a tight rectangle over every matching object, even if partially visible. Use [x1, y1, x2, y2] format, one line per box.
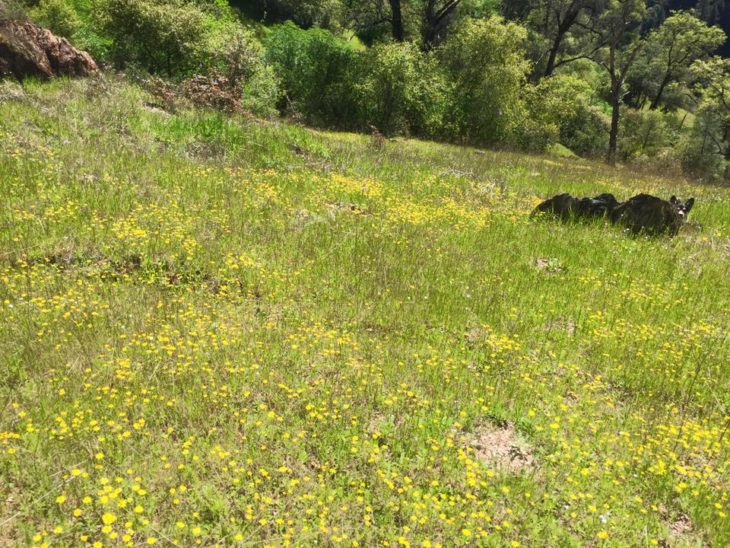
[0, 19, 97, 81]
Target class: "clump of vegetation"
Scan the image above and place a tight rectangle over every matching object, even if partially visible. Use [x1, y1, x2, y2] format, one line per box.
[354, 42, 449, 137]
[28, 0, 80, 37]
[96, 0, 208, 75]
[264, 21, 359, 126]
[439, 16, 530, 145]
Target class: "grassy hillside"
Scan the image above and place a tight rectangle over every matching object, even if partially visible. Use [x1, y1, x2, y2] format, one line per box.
[1, 76, 729, 547]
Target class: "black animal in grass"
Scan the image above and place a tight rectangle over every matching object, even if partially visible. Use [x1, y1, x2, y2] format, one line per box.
[610, 194, 695, 236]
[533, 192, 695, 236]
[531, 192, 620, 221]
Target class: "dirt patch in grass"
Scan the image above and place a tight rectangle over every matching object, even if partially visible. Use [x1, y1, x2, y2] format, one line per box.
[469, 421, 535, 473]
[534, 257, 566, 274]
[543, 317, 577, 336]
[662, 512, 708, 547]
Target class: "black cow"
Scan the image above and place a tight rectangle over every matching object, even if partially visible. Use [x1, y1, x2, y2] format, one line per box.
[610, 194, 695, 236]
[531, 193, 620, 221]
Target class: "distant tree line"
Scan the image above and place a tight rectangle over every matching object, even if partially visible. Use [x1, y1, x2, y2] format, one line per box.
[13, 0, 730, 180]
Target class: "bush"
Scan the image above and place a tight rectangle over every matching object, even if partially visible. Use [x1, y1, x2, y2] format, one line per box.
[206, 28, 281, 118]
[0, 0, 28, 21]
[679, 106, 729, 181]
[618, 109, 677, 162]
[438, 17, 530, 145]
[517, 75, 593, 152]
[29, 0, 80, 38]
[354, 43, 450, 137]
[97, 0, 207, 76]
[240, 63, 280, 118]
[265, 22, 358, 126]
[561, 106, 610, 157]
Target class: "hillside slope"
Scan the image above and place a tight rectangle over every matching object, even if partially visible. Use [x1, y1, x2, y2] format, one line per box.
[1, 76, 729, 546]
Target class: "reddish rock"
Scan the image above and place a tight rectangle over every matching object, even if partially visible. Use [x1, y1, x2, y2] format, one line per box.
[0, 19, 97, 81]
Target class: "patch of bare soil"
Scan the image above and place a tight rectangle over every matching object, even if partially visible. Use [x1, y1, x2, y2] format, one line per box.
[534, 257, 566, 274]
[666, 514, 709, 547]
[655, 507, 707, 547]
[668, 514, 693, 538]
[543, 317, 577, 336]
[464, 325, 488, 345]
[469, 421, 535, 473]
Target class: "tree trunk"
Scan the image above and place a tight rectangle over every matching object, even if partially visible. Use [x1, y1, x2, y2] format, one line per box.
[544, 36, 562, 78]
[423, 0, 462, 50]
[649, 72, 672, 110]
[608, 84, 621, 166]
[389, 0, 404, 42]
[543, 5, 581, 78]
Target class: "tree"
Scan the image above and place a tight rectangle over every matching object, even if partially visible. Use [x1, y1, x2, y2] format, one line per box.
[530, 0, 606, 78]
[439, 16, 531, 144]
[691, 57, 730, 170]
[343, 0, 407, 43]
[641, 11, 725, 110]
[422, 0, 463, 49]
[29, 0, 81, 38]
[241, 0, 345, 29]
[354, 42, 450, 135]
[265, 22, 359, 125]
[588, 0, 646, 165]
[389, 0, 405, 40]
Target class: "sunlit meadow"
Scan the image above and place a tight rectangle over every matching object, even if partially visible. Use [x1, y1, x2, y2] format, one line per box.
[1, 76, 729, 547]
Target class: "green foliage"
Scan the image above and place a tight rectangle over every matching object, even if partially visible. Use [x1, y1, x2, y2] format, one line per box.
[204, 28, 282, 118]
[28, 0, 80, 37]
[559, 105, 609, 157]
[96, 0, 208, 76]
[618, 109, 676, 161]
[439, 16, 530, 145]
[354, 43, 450, 137]
[692, 57, 730, 120]
[679, 105, 728, 181]
[6, 0, 730, 176]
[243, 0, 344, 29]
[680, 58, 730, 181]
[517, 74, 593, 152]
[240, 63, 281, 118]
[265, 22, 359, 126]
[460, 0, 502, 18]
[629, 11, 725, 110]
[0, 0, 30, 20]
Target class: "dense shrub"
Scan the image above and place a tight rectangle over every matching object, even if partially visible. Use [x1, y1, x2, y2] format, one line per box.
[29, 0, 80, 37]
[679, 106, 729, 181]
[97, 0, 208, 76]
[265, 22, 358, 126]
[0, 0, 29, 21]
[354, 43, 450, 137]
[517, 74, 594, 152]
[618, 109, 678, 162]
[207, 28, 281, 118]
[439, 17, 530, 145]
[560, 106, 610, 157]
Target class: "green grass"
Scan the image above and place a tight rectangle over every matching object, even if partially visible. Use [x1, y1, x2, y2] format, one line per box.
[1, 75, 729, 547]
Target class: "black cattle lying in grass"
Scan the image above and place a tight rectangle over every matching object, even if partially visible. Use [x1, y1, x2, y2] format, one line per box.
[610, 194, 694, 237]
[532, 192, 695, 236]
[530, 192, 620, 221]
